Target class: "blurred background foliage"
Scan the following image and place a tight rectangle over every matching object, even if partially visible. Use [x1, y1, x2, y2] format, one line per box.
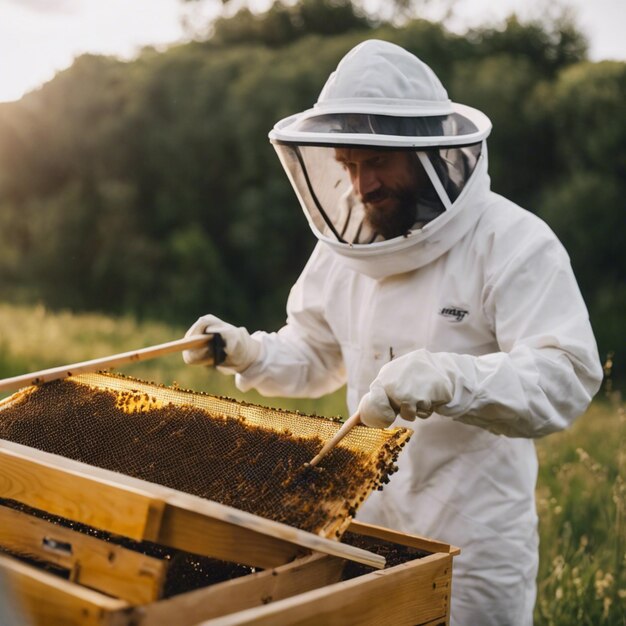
[0, 0, 623, 382]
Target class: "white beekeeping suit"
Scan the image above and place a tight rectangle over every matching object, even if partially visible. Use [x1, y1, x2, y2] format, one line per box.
[184, 40, 602, 625]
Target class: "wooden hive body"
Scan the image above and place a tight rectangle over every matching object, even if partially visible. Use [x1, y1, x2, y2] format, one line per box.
[0, 440, 458, 625]
[0, 374, 458, 625]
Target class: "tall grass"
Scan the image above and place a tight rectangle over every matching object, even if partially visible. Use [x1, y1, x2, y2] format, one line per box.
[0, 303, 623, 623]
[0, 303, 347, 416]
[535, 399, 625, 625]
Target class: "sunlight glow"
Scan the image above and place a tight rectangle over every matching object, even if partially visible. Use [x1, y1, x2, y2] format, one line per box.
[0, 0, 187, 102]
[0, 0, 624, 103]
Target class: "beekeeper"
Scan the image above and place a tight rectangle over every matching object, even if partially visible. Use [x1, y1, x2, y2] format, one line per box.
[184, 40, 602, 625]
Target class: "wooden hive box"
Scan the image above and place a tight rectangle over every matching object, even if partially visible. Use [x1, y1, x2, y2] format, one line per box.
[0, 439, 459, 626]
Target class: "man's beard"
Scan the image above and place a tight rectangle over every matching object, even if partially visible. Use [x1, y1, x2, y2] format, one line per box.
[363, 187, 419, 240]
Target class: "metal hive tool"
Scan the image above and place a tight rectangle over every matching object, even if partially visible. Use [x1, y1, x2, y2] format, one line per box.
[0, 372, 411, 540]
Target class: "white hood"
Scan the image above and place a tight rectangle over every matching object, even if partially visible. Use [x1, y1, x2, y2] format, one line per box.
[317, 39, 454, 116]
[269, 39, 492, 279]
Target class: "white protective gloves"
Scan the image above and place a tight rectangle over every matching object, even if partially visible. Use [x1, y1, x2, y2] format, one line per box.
[182, 314, 262, 373]
[357, 349, 454, 428]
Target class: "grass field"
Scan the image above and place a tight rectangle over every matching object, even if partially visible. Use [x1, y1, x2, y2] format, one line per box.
[0, 303, 623, 624]
[0, 303, 346, 417]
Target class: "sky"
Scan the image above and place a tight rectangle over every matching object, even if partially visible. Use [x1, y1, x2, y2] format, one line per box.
[0, 0, 624, 103]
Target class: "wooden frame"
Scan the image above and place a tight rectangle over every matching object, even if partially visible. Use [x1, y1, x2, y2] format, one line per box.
[0, 439, 459, 625]
[192, 551, 453, 626]
[135, 553, 346, 625]
[0, 503, 168, 603]
[135, 521, 457, 626]
[1, 521, 456, 626]
[0, 440, 384, 570]
[0, 554, 129, 626]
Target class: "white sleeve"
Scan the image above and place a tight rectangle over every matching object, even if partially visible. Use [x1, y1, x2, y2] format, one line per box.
[235, 245, 346, 398]
[436, 226, 603, 438]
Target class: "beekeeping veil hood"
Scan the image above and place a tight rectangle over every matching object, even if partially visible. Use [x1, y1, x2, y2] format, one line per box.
[269, 39, 493, 279]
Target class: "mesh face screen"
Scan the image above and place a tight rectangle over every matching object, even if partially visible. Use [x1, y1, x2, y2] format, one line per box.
[0, 373, 410, 538]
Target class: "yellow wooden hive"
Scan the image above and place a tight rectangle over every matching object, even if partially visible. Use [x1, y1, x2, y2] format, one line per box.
[0, 373, 458, 625]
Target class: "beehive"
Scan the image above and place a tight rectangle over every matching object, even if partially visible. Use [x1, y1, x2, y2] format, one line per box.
[0, 448, 458, 626]
[0, 373, 458, 625]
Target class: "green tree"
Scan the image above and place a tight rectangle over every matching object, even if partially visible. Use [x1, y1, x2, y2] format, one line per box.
[450, 53, 549, 205]
[465, 14, 587, 78]
[211, 0, 371, 47]
[535, 61, 626, 374]
[1, 9, 622, 379]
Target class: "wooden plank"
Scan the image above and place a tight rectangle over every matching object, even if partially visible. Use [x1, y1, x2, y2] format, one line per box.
[308, 412, 360, 466]
[157, 494, 384, 570]
[0, 440, 385, 570]
[137, 553, 344, 626]
[156, 504, 301, 569]
[0, 553, 130, 626]
[0, 503, 167, 603]
[194, 552, 453, 626]
[348, 520, 461, 556]
[0, 447, 165, 542]
[0, 444, 298, 570]
[0, 335, 215, 394]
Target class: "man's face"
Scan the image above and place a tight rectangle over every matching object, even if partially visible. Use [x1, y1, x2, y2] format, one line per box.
[334, 147, 428, 239]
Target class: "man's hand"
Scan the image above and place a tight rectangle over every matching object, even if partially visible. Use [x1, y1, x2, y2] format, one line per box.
[358, 349, 454, 428]
[183, 314, 261, 372]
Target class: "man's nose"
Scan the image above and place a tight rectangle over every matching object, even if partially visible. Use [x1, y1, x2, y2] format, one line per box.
[354, 166, 380, 197]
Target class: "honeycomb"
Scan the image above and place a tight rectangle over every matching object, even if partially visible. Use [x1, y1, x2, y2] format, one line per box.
[0, 372, 411, 538]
